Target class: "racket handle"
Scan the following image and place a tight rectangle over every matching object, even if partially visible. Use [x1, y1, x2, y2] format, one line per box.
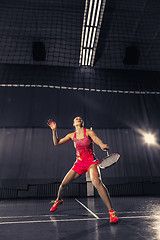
[106, 150, 109, 157]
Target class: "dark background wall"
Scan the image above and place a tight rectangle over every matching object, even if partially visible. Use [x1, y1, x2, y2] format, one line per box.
[0, 64, 160, 192]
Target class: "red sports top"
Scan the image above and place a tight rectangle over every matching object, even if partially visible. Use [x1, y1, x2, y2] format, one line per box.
[73, 129, 96, 162]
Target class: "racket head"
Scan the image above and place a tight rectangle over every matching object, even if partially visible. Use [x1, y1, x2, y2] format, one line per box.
[99, 153, 120, 169]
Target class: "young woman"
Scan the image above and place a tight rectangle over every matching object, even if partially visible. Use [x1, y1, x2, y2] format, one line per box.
[47, 116, 118, 223]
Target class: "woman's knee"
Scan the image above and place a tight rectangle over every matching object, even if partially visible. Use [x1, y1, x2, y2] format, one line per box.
[91, 178, 102, 188]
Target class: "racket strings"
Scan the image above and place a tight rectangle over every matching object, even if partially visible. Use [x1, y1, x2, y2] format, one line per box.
[99, 153, 120, 168]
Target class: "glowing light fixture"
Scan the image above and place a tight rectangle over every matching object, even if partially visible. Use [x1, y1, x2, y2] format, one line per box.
[143, 133, 157, 145]
[135, 128, 158, 147]
[79, 0, 106, 66]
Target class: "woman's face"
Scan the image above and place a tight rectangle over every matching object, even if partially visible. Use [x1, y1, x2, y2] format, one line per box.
[73, 116, 84, 127]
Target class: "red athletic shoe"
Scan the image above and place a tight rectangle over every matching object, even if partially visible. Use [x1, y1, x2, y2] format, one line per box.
[50, 199, 63, 212]
[109, 210, 118, 223]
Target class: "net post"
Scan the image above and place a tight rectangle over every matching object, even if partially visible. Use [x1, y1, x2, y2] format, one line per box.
[85, 126, 94, 197]
[86, 172, 94, 197]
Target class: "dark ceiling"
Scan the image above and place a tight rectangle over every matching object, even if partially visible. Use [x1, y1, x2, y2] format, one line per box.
[0, 0, 160, 71]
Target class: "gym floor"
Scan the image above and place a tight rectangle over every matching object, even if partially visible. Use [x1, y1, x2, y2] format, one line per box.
[0, 196, 160, 240]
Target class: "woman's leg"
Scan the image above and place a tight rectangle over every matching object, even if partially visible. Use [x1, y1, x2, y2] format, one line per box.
[88, 164, 112, 211]
[56, 168, 80, 200]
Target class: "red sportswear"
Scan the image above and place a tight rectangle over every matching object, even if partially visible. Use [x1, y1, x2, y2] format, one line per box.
[72, 129, 98, 175]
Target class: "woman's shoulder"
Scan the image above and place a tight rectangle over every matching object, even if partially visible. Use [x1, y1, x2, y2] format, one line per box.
[85, 128, 93, 137]
[86, 128, 92, 133]
[67, 131, 75, 140]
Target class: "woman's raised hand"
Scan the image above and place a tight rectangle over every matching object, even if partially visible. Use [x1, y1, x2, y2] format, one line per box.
[47, 119, 57, 131]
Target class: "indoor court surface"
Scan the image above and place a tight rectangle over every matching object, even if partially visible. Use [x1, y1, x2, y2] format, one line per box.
[0, 196, 160, 240]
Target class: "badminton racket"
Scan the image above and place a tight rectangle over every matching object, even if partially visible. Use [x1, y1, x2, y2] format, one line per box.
[99, 151, 120, 169]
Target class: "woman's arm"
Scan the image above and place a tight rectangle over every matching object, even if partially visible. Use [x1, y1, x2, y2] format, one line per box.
[47, 119, 72, 146]
[87, 129, 109, 151]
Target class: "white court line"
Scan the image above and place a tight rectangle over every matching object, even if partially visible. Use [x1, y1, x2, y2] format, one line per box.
[0, 214, 67, 219]
[75, 198, 99, 219]
[119, 216, 160, 219]
[0, 218, 96, 225]
[95, 211, 160, 215]
[0, 215, 160, 225]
